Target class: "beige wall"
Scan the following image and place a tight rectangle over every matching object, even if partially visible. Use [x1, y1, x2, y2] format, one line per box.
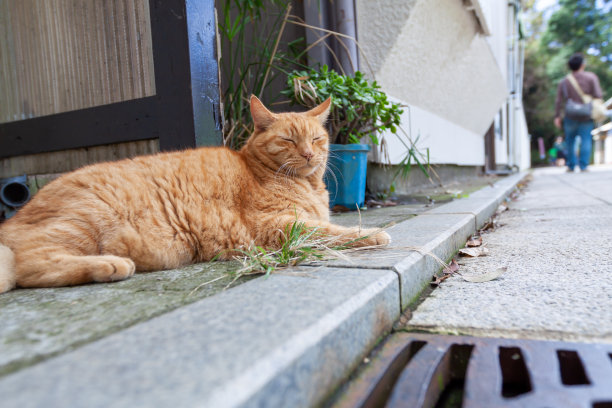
[356, 0, 507, 137]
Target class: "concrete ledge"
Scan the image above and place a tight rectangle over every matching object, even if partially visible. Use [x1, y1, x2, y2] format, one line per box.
[392, 213, 475, 308]
[0, 267, 399, 408]
[426, 172, 528, 229]
[469, 171, 527, 205]
[0, 262, 244, 376]
[324, 212, 474, 308]
[0, 172, 529, 407]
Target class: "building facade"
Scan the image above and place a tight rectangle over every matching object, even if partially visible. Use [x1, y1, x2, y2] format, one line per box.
[349, 0, 531, 191]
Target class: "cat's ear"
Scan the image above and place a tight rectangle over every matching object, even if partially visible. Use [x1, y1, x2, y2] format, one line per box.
[250, 95, 276, 131]
[306, 97, 332, 125]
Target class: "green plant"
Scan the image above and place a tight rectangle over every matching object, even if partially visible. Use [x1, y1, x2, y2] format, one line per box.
[282, 66, 403, 145]
[283, 66, 436, 184]
[218, 0, 307, 148]
[190, 217, 451, 295]
[235, 220, 326, 277]
[217, 4, 434, 184]
[226, 218, 384, 285]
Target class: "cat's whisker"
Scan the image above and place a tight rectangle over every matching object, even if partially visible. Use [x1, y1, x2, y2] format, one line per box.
[323, 162, 342, 198]
[275, 162, 292, 186]
[274, 159, 301, 187]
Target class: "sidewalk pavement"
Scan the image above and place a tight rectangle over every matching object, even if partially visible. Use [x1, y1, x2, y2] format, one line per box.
[407, 165, 612, 342]
[0, 172, 526, 408]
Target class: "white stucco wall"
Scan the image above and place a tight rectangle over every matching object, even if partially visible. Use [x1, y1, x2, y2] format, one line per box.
[356, 0, 508, 166]
[372, 99, 484, 166]
[480, 0, 508, 80]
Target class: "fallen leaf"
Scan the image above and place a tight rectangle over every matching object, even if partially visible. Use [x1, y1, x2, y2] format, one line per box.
[461, 267, 506, 283]
[479, 221, 494, 232]
[366, 199, 384, 207]
[431, 274, 452, 286]
[366, 199, 397, 208]
[459, 247, 489, 257]
[466, 236, 483, 247]
[495, 203, 508, 215]
[444, 258, 460, 274]
[332, 205, 350, 213]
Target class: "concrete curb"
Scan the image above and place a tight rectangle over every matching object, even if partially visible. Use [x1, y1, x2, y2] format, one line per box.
[0, 172, 529, 408]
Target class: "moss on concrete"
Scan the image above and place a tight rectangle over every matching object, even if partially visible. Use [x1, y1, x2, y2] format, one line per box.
[330, 204, 424, 228]
[0, 261, 250, 377]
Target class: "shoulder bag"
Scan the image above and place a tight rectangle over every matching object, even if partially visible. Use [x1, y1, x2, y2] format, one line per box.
[565, 74, 608, 123]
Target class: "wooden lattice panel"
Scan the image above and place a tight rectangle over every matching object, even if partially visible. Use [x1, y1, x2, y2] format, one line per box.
[0, 0, 156, 124]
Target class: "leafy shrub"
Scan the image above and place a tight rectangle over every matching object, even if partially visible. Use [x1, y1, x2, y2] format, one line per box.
[282, 66, 403, 145]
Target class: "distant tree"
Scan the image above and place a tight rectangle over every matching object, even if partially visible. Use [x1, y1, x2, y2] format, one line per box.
[543, 0, 612, 63]
[522, 0, 557, 154]
[523, 41, 557, 146]
[542, 0, 612, 90]
[523, 0, 612, 155]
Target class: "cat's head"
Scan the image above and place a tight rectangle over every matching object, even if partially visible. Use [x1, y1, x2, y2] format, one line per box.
[245, 96, 331, 178]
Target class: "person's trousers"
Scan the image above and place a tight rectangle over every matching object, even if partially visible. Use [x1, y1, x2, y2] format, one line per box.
[563, 117, 594, 170]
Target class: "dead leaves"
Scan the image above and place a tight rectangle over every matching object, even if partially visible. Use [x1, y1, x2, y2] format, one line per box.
[445, 258, 460, 274]
[431, 234, 505, 286]
[366, 199, 397, 208]
[459, 234, 488, 257]
[331, 205, 351, 213]
[496, 203, 509, 216]
[431, 258, 459, 286]
[461, 267, 506, 283]
[466, 236, 483, 247]
[459, 247, 489, 257]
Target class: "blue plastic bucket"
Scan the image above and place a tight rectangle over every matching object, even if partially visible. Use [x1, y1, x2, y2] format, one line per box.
[324, 144, 370, 209]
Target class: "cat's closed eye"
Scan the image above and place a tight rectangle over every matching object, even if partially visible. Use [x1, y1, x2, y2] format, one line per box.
[281, 137, 296, 145]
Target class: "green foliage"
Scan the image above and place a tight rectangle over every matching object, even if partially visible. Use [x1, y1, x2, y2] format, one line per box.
[218, 0, 307, 149]
[523, 42, 558, 142]
[523, 0, 612, 149]
[233, 221, 324, 276]
[282, 66, 403, 145]
[230, 219, 374, 278]
[542, 0, 612, 91]
[542, 0, 612, 61]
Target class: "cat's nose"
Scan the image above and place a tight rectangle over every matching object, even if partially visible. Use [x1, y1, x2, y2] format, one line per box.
[301, 151, 314, 162]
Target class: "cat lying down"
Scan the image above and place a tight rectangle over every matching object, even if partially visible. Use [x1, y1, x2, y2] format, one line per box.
[0, 96, 390, 293]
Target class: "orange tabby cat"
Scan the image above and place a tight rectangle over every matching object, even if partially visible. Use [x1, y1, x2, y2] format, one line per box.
[0, 96, 389, 293]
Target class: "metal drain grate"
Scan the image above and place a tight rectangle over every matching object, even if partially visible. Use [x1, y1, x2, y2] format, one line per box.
[333, 333, 612, 408]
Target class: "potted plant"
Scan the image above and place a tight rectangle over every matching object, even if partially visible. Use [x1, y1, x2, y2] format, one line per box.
[283, 65, 403, 209]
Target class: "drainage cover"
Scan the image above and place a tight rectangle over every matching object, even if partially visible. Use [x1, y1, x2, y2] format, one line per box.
[332, 333, 612, 408]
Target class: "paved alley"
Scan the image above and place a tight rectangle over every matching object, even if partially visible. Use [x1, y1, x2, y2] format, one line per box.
[408, 166, 612, 342]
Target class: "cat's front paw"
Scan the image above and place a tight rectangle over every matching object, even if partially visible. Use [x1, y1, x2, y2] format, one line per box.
[354, 229, 391, 247]
[372, 230, 391, 246]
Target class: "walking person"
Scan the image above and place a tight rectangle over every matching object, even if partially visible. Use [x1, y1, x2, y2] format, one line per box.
[554, 53, 604, 172]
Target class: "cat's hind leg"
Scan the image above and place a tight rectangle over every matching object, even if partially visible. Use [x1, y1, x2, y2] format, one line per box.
[14, 247, 135, 288]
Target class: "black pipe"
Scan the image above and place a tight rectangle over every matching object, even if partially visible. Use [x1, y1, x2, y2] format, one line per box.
[0, 175, 31, 208]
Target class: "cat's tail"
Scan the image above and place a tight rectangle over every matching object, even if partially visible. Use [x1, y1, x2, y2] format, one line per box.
[0, 244, 16, 294]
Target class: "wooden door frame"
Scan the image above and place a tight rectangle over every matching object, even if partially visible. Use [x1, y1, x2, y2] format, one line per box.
[484, 122, 496, 172]
[0, 0, 222, 159]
